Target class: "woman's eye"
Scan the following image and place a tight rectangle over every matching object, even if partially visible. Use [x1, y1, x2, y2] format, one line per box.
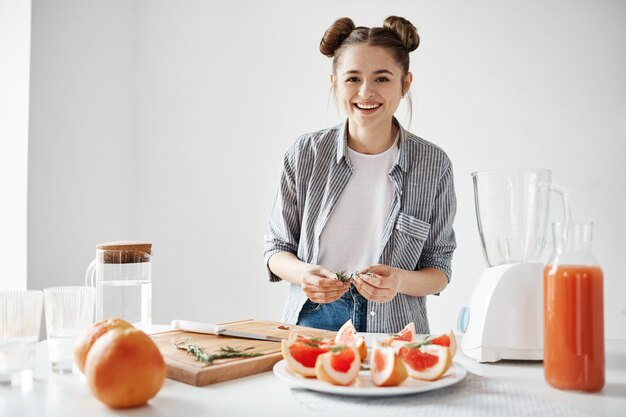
[345, 77, 359, 83]
[375, 77, 389, 82]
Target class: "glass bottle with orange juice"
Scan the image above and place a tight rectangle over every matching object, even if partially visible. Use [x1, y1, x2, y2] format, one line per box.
[544, 222, 604, 391]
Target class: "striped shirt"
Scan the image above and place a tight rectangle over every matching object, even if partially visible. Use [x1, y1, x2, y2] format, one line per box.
[263, 119, 457, 334]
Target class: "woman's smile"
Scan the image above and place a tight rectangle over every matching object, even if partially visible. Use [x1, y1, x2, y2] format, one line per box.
[353, 102, 382, 113]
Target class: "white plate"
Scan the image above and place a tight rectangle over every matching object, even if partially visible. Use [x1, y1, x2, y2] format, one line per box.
[273, 359, 467, 397]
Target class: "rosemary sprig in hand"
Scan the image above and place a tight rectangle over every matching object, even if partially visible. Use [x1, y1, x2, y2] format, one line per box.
[336, 270, 351, 282]
[175, 339, 263, 365]
[336, 270, 375, 283]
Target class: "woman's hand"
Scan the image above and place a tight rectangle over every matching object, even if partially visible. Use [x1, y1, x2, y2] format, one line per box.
[301, 265, 350, 304]
[353, 264, 402, 302]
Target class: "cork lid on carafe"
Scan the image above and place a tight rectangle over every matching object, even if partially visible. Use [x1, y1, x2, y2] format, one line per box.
[96, 241, 152, 264]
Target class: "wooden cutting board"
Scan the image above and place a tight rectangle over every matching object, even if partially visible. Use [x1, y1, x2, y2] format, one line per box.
[151, 319, 336, 386]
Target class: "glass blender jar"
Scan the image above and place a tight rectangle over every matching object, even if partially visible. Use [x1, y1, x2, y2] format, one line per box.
[459, 169, 571, 362]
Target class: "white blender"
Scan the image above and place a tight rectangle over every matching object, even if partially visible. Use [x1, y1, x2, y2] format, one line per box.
[459, 169, 571, 362]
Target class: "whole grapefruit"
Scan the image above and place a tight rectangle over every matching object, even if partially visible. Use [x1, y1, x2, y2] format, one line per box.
[85, 327, 166, 408]
[74, 318, 134, 374]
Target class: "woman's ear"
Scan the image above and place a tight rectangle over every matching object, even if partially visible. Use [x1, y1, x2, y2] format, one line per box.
[403, 72, 413, 95]
[330, 73, 336, 88]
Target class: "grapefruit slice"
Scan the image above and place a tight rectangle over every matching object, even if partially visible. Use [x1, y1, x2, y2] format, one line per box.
[398, 344, 451, 381]
[315, 344, 361, 386]
[370, 340, 408, 387]
[289, 332, 335, 347]
[382, 322, 416, 345]
[389, 330, 457, 357]
[428, 330, 457, 357]
[389, 339, 410, 350]
[335, 320, 368, 361]
[281, 338, 331, 378]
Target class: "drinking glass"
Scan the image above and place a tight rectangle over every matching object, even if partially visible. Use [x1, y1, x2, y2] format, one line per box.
[0, 290, 43, 386]
[44, 286, 95, 374]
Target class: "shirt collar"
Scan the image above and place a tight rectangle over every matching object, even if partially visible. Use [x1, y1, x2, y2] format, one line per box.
[335, 119, 349, 165]
[335, 118, 412, 172]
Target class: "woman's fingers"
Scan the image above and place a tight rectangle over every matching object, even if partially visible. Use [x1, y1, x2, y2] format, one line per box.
[307, 289, 346, 303]
[302, 275, 350, 293]
[356, 265, 391, 288]
[353, 276, 394, 302]
[302, 283, 348, 299]
[356, 265, 400, 293]
[317, 266, 338, 280]
[355, 272, 387, 289]
[299, 264, 401, 303]
[301, 269, 349, 303]
[302, 274, 347, 288]
[305, 287, 348, 303]
[359, 264, 389, 275]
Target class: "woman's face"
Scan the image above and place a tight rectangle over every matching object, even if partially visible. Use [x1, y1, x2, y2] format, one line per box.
[332, 44, 411, 132]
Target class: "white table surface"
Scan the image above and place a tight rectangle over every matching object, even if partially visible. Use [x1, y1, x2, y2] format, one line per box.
[1, 328, 624, 417]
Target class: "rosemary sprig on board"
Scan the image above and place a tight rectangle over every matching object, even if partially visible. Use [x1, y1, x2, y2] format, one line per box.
[175, 339, 263, 365]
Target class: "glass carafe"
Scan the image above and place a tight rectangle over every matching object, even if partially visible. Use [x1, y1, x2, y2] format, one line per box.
[85, 241, 152, 330]
[543, 222, 604, 391]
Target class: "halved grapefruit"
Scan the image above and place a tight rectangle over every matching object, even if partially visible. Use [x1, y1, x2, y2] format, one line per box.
[281, 338, 331, 378]
[398, 344, 451, 381]
[335, 320, 368, 361]
[370, 340, 408, 387]
[315, 344, 361, 386]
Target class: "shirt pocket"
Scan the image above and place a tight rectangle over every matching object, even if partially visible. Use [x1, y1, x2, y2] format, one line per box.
[392, 212, 431, 271]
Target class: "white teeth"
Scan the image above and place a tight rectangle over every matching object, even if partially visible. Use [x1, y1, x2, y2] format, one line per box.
[355, 103, 381, 110]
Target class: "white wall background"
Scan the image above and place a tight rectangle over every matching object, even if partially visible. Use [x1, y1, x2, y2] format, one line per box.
[27, 0, 626, 338]
[0, 0, 31, 290]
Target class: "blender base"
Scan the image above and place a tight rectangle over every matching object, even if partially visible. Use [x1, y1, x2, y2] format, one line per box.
[460, 263, 544, 363]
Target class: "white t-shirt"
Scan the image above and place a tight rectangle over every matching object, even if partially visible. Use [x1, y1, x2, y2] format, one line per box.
[318, 135, 399, 275]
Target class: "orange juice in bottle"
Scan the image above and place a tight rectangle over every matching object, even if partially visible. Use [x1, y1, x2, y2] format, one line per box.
[544, 222, 604, 391]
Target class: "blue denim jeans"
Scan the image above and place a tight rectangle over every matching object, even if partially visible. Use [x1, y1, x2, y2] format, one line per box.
[296, 285, 368, 332]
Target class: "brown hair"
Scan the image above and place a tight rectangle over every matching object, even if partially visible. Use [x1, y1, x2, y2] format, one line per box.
[320, 16, 419, 80]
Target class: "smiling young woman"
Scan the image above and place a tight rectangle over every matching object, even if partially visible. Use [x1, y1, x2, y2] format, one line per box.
[263, 16, 457, 334]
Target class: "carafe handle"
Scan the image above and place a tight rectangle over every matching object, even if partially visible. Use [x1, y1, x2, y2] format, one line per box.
[85, 259, 97, 287]
[550, 183, 572, 224]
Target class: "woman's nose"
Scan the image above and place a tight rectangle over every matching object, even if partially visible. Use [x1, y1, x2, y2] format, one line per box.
[358, 81, 374, 98]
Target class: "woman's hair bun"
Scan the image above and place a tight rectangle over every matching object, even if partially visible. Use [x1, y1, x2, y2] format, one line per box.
[383, 16, 419, 52]
[320, 17, 356, 57]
